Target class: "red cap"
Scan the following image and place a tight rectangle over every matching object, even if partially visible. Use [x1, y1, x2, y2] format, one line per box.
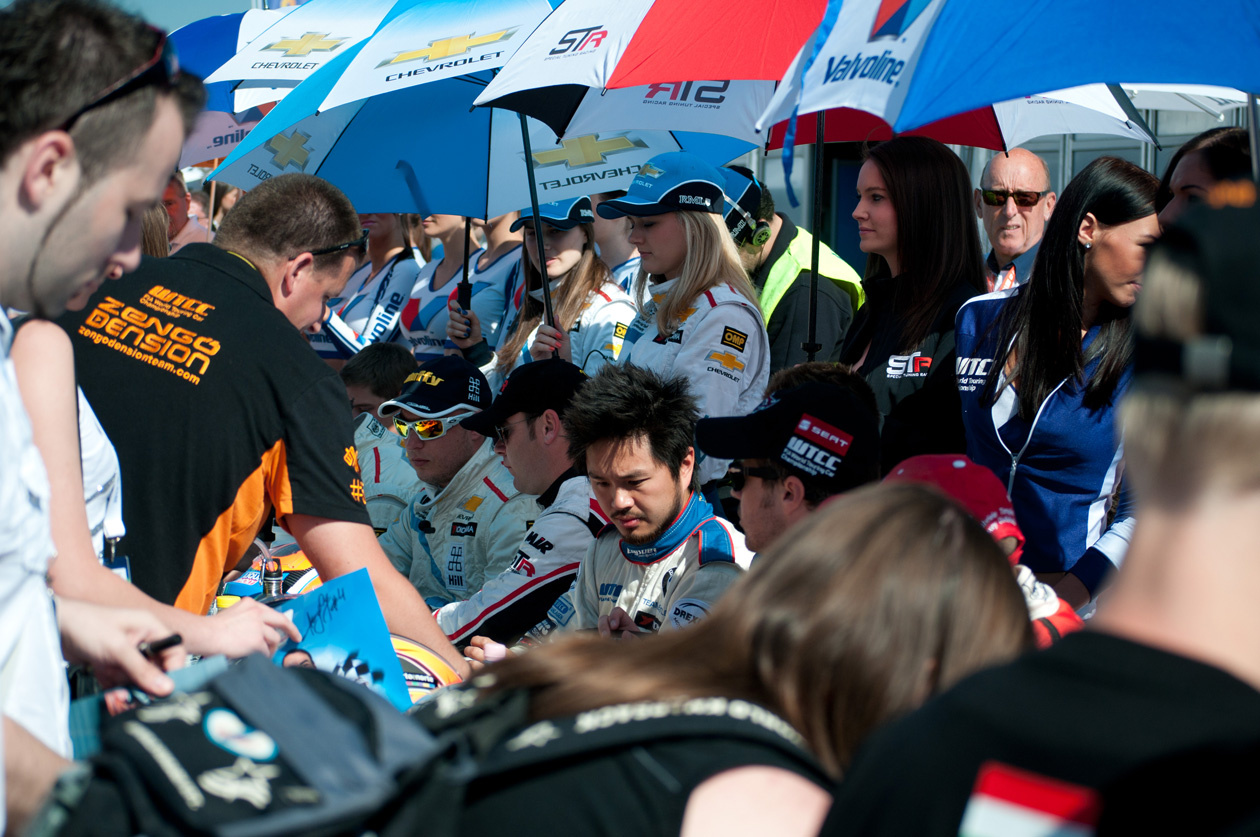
[883, 455, 1025, 566]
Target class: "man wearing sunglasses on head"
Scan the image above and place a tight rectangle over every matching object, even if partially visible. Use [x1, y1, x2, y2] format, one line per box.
[974, 148, 1057, 292]
[377, 357, 538, 618]
[0, 0, 208, 829]
[63, 174, 471, 679]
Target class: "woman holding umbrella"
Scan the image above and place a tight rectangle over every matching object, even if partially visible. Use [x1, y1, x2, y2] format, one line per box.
[594, 152, 769, 503]
[955, 156, 1160, 609]
[447, 197, 636, 387]
[844, 137, 985, 474]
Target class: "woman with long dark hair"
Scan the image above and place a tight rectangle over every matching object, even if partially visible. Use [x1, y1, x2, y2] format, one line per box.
[956, 156, 1160, 608]
[1156, 126, 1250, 224]
[842, 136, 985, 473]
[407, 483, 1030, 836]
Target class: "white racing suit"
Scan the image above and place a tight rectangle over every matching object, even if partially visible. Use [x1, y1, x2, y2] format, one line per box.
[379, 440, 537, 608]
[620, 279, 770, 486]
[435, 472, 607, 645]
[527, 492, 753, 639]
[486, 280, 636, 391]
[352, 413, 421, 534]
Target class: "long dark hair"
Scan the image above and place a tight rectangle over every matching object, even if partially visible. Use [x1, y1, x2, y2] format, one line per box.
[477, 483, 1031, 777]
[1155, 127, 1250, 213]
[863, 137, 985, 351]
[985, 156, 1158, 419]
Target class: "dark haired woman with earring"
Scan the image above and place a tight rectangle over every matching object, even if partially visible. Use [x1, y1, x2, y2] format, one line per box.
[955, 156, 1160, 609]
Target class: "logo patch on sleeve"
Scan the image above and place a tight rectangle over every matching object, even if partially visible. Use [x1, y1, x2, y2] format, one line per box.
[614, 322, 628, 339]
[720, 327, 748, 352]
[668, 598, 711, 629]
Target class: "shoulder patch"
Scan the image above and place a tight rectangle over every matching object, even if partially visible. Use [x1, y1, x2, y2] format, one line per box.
[720, 327, 748, 353]
[696, 518, 736, 566]
[669, 598, 712, 630]
[614, 322, 628, 339]
[462, 496, 484, 513]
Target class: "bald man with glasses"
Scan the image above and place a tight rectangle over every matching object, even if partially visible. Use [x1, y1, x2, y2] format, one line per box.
[974, 148, 1057, 292]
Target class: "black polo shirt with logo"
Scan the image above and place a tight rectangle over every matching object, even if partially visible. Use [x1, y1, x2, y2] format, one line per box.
[63, 244, 369, 613]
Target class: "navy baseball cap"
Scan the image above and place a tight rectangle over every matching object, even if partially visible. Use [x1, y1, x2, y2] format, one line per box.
[462, 358, 588, 436]
[510, 196, 595, 232]
[596, 152, 725, 217]
[721, 167, 765, 248]
[378, 356, 491, 419]
[695, 382, 880, 493]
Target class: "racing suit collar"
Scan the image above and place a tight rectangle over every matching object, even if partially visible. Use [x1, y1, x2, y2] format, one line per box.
[538, 468, 579, 509]
[619, 491, 714, 564]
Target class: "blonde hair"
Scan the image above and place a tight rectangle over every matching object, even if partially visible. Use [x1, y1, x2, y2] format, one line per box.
[635, 211, 761, 336]
[495, 224, 612, 376]
[1121, 245, 1260, 506]
[479, 482, 1030, 777]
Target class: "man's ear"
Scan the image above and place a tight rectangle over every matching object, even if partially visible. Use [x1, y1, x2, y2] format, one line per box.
[781, 474, 809, 514]
[18, 131, 78, 212]
[279, 251, 316, 298]
[541, 408, 563, 444]
[973, 188, 984, 219]
[1042, 191, 1057, 220]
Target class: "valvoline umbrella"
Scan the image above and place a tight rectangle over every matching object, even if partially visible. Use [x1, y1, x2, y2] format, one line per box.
[170, 9, 291, 167]
[759, 0, 1260, 138]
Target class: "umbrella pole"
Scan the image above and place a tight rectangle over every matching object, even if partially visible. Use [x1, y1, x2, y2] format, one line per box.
[804, 112, 826, 363]
[457, 217, 472, 310]
[1250, 93, 1260, 184]
[518, 112, 557, 357]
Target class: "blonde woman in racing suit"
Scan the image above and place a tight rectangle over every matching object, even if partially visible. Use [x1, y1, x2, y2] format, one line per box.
[596, 153, 769, 500]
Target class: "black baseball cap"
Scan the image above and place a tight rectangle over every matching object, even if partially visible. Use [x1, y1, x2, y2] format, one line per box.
[596, 152, 725, 217]
[461, 358, 588, 437]
[510, 196, 594, 232]
[1135, 195, 1260, 391]
[378, 356, 491, 419]
[695, 382, 880, 493]
[721, 166, 764, 247]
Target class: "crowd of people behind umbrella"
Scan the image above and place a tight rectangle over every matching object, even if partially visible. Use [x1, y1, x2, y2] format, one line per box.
[4, 0, 1260, 834]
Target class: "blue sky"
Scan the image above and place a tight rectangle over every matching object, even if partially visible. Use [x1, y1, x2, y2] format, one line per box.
[0, 0, 253, 32]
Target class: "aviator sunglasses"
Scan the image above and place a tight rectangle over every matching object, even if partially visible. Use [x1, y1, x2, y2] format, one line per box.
[726, 461, 780, 492]
[60, 27, 181, 131]
[979, 189, 1050, 208]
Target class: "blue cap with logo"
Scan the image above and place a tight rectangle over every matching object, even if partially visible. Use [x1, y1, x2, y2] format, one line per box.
[595, 152, 725, 217]
[378, 356, 490, 419]
[510, 196, 595, 232]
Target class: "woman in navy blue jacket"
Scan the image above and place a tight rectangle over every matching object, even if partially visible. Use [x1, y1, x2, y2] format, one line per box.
[955, 156, 1159, 608]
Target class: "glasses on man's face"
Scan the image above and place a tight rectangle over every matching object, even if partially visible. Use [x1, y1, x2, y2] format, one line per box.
[980, 189, 1049, 208]
[494, 417, 531, 446]
[309, 229, 370, 258]
[59, 27, 180, 131]
[393, 414, 466, 441]
[726, 461, 780, 492]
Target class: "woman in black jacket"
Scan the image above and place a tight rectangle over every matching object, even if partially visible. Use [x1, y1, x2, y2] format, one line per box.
[842, 136, 986, 473]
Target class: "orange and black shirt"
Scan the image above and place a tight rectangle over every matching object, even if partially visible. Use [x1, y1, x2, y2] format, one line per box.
[63, 244, 370, 614]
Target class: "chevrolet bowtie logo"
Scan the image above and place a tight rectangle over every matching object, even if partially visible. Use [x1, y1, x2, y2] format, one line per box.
[637, 162, 665, 178]
[264, 32, 345, 57]
[266, 131, 312, 170]
[379, 29, 518, 67]
[532, 134, 642, 169]
[706, 351, 745, 371]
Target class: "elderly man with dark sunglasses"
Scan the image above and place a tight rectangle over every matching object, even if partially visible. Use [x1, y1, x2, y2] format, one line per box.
[973, 148, 1057, 292]
[376, 357, 538, 620]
